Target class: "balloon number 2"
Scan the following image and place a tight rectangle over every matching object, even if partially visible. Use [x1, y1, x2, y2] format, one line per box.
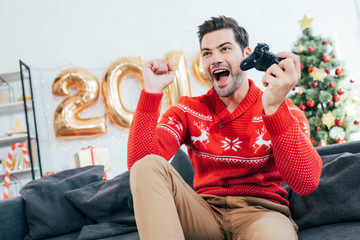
[52, 51, 192, 138]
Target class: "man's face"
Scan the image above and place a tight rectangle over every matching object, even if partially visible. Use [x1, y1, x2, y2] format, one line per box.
[201, 28, 250, 98]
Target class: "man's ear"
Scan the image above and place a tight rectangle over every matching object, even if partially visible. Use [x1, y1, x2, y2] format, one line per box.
[244, 47, 252, 57]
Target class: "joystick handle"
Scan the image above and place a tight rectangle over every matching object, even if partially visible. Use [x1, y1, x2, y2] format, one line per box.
[240, 43, 284, 72]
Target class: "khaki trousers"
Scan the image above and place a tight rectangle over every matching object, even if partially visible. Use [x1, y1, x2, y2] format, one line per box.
[129, 155, 298, 240]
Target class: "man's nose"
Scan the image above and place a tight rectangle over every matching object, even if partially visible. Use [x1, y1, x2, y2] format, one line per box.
[210, 52, 223, 66]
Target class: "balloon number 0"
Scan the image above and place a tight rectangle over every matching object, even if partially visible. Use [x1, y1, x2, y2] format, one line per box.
[52, 51, 194, 138]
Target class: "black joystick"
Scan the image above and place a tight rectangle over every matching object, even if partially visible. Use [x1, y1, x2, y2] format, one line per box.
[240, 43, 284, 72]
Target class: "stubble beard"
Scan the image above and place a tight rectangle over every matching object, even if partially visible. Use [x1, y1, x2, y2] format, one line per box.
[213, 72, 242, 98]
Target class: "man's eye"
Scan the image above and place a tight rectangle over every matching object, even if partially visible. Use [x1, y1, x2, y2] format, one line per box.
[202, 52, 211, 57]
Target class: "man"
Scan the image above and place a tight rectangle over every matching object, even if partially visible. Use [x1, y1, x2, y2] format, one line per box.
[127, 16, 322, 240]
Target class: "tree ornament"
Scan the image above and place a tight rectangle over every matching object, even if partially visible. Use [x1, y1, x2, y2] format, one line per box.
[299, 15, 313, 30]
[299, 104, 307, 110]
[337, 137, 345, 143]
[335, 119, 344, 127]
[333, 94, 340, 102]
[318, 142, 327, 147]
[335, 69, 342, 76]
[340, 63, 346, 72]
[310, 67, 325, 82]
[291, 16, 360, 146]
[321, 111, 336, 129]
[322, 55, 330, 62]
[307, 99, 315, 107]
[353, 96, 359, 103]
[298, 46, 305, 53]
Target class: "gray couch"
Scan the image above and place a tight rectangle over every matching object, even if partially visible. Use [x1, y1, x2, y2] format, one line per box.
[1, 140, 360, 240]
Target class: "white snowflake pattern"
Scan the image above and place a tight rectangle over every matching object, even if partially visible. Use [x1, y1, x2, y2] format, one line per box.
[221, 137, 242, 151]
[167, 117, 183, 131]
[302, 122, 309, 136]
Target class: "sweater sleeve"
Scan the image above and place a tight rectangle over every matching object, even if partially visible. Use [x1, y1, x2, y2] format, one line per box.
[262, 99, 322, 195]
[127, 90, 184, 171]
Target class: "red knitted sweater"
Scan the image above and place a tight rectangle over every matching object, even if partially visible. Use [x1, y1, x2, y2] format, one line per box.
[127, 80, 322, 206]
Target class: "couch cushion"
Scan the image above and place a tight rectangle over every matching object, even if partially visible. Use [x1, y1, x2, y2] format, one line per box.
[285, 152, 360, 229]
[45, 231, 80, 240]
[77, 223, 138, 240]
[20, 166, 104, 240]
[101, 231, 140, 240]
[170, 148, 194, 188]
[64, 171, 136, 225]
[0, 196, 28, 240]
[298, 222, 360, 240]
[315, 140, 360, 156]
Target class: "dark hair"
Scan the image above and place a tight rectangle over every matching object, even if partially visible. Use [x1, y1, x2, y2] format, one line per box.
[197, 16, 249, 51]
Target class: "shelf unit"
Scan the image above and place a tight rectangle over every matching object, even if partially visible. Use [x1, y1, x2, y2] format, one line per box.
[0, 134, 30, 147]
[0, 102, 32, 115]
[0, 61, 42, 181]
[0, 167, 40, 177]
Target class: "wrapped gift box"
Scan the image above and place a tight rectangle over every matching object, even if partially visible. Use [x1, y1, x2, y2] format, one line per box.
[75, 147, 111, 172]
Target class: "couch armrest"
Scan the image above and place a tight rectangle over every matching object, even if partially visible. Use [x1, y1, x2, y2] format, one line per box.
[0, 196, 28, 240]
[315, 140, 360, 156]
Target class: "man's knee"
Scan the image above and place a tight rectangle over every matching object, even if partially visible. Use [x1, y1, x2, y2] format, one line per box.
[130, 155, 167, 176]
[245, 213, 297, 240]
[129, 155, 168, 189]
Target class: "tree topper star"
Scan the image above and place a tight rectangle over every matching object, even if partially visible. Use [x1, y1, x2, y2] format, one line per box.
[299, 15, 313, 31]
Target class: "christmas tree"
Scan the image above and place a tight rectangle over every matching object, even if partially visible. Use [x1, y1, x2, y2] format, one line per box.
[290, 15, 360, 146]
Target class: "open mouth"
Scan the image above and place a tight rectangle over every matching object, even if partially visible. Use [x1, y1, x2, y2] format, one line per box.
[212, 69, 230, 86]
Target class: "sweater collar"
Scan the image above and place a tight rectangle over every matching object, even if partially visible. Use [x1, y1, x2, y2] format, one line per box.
[206, 79, 261, 122]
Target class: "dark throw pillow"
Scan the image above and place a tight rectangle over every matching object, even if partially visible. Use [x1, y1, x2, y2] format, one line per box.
[170, 148, 194, 188]
[65, 171, 136, 225]
[19, 165, 104, 239]
[287, 152, 360, 229]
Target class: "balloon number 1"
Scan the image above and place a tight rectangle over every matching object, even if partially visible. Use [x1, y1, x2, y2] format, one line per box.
[52, 51, 192, 138]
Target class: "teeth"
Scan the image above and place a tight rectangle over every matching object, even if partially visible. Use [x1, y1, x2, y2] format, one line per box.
[213, 69, 227, 74]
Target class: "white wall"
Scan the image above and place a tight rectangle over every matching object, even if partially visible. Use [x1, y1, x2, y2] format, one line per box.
[1, 0, 360, 178]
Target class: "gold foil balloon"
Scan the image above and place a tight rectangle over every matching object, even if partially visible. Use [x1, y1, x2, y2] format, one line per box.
[164, 51, 191, 106]
[52, 68, 107, 137]
[192, 50, 212, 88]
[102, 57, 145, 128]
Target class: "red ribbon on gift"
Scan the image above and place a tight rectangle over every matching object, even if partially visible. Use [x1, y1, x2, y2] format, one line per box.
[81, 146, 107, 180]
[82, 146, 95, 165]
